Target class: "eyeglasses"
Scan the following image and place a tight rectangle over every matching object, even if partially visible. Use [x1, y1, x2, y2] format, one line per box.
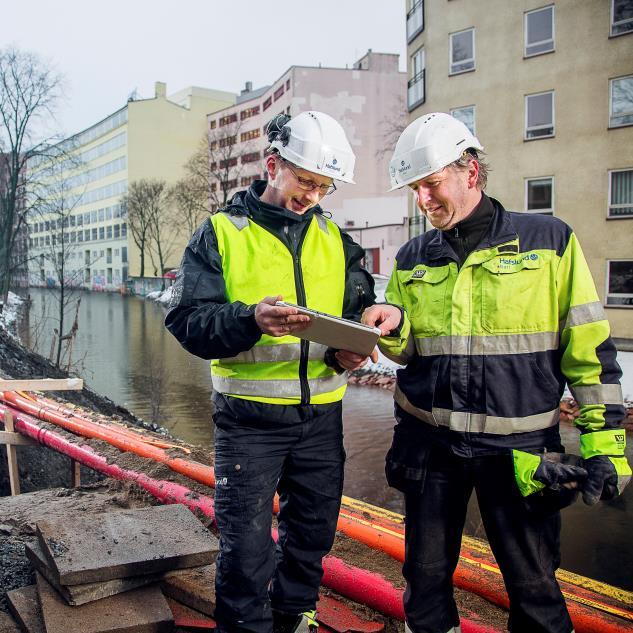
[281, 159, 337, 196]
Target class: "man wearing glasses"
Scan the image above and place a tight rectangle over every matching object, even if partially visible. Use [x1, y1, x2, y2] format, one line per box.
[166, 111, 375, 633]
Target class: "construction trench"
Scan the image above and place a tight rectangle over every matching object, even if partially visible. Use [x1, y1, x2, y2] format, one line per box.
[0, 334, 632, 632]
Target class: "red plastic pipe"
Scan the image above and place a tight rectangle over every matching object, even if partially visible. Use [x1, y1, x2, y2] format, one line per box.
[1, 402, 499, 633]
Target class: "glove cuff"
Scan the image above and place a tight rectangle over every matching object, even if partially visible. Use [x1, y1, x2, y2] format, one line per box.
[580, 429, 626, 459]
[512, 450, 546, 497]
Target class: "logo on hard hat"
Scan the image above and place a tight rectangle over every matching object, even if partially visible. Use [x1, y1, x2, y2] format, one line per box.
[325, 156, 341, 172]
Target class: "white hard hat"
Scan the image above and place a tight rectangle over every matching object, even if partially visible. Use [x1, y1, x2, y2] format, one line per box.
[388, 112, 483, 191]
[268, 111, 356, 184]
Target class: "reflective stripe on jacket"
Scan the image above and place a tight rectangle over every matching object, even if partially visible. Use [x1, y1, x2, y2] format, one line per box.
[380, 197, 624, 453]
[210, 211, 347, 405]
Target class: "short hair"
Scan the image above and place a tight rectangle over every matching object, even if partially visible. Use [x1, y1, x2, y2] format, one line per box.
[449, 149, 490, 190]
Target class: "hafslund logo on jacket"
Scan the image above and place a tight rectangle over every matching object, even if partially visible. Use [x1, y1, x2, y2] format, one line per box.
[615, 433, 625, 450]
[411, 269, 426, 279]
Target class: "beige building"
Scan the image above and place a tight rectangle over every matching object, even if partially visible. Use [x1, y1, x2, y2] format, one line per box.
[405, 0, 633, 339]
[207, 51, 409, 276]
[27, 83, 235, 291]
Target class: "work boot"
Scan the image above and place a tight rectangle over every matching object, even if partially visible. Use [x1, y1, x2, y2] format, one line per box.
[405, 624, 461, 633]
[272, 609, 318, 633]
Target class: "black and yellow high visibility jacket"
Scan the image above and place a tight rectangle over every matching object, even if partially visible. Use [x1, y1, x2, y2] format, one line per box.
[165, 180, 375, 406]
[380, 196, 625, 456]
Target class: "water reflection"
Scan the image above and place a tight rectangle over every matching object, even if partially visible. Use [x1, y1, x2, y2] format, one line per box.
[18, 288, 632, 590]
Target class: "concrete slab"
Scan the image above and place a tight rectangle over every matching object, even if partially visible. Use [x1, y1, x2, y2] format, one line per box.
[0, 610, 22, 633]
[5, 585, 45, 633]
[25, 542, 161, 606]
[36, 504, 217, 585]
[165, 597, 215, 630]
[162, 564, 216, 616]
[36, 573, 174, 633]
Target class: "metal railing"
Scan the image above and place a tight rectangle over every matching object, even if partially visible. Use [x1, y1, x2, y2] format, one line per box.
[408, 70, 425, 110]
[407, 0, 424, 41]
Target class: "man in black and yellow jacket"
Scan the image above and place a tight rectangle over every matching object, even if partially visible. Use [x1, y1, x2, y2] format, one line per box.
[166, 112, 374, 633]
[363, 112, 630, 633]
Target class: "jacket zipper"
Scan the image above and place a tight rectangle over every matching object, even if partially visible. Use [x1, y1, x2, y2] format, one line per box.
[285, 222, 310, 405]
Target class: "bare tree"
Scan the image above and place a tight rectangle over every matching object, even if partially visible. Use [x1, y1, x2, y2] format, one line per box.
[0, 47, 63, 304]
[167, 177, 208, 239]
[121, 179, 157, 278]
[375, 94, 409, 161]
[35, 156, 89, 368]
[207, 120, 257, 209]
[145, 181, 179, 288]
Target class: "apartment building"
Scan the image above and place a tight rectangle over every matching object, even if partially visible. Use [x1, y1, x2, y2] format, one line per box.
[405, 0, 633, 338]
[27, 83, 235, 291]
[206, 51, 409, 275]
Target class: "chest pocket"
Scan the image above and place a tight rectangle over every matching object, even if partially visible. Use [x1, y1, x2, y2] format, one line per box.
[481, 254, 555, 334]
[404, 265, 451, 337]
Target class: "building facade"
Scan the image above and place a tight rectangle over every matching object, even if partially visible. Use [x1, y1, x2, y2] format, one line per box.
[207, 51, 409, 275]
[27, 83, 235, 292]
[405, 0, 633, 339]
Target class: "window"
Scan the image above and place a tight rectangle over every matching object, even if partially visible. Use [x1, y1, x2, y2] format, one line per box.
[241, 151, 261, 164]
[609, 169, 633, 217]
[611, 0, 633, 36]
[84, 229, 90, 241]
[240, 106, 260, 120]
[525, 5, 554, 56]
[450, 105, 476, 134]
[449, 28, 475, 75]
[219, 157, 238, 169]
[219, 113, 238, 127]
[219, 135, 237, 148]
[122, 247, 128, 263]
[121, 223, 127, 238]
[610, 76, 633, 127]
[241, 128, 260, 142]
[99, 227, 105, 240]
[210, 120, 217, 130]
[525, 177, 553, 214]
[274, 86, 284, 101]
[525, 91, 554, 139]
[407, 0, 424, 42]
[114, 224, 120, 238]
[98, 208, 105, 221]
[408, 48, 425, 110]
[107, 225, 113, 239]
[606, 260, 633, 306]
[91, 228, 97, 241]
[263, 96, 272, 111]
[107, 248, 112, 264]
[286, 79, 290, 90]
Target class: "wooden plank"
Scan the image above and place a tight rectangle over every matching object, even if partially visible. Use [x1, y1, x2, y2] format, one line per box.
[0, 430, 38, 447]
[4, 411, 20, 495]
[71, 459, 81, 488]
[0, 378, 83, 391]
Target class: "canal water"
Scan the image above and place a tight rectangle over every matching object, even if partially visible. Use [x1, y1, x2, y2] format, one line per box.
[16, 288, 633, 591]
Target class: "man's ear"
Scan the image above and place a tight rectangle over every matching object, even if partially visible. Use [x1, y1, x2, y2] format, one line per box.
[264, 154, 278, 181]
[467, 158, 480, 189]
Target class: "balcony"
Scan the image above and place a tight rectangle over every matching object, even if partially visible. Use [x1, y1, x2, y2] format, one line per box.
[407, 0, 424, 42]
[408, 70, 425, 111]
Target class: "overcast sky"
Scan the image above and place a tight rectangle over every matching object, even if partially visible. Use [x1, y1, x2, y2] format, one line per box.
[1, 0, 406, 137]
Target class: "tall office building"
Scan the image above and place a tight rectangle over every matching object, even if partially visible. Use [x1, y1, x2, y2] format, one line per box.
[27, 83, 235, 291]
[405, 0, 633, 338]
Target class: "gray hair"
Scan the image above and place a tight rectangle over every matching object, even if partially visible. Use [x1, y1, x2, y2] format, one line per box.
[449, 150, 490, 190]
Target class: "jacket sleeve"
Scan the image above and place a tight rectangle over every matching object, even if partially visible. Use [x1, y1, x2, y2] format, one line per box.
[378, 259, 414, 365]
[340, 231, 376, 320]
[556, 231, 625, 433]
[164, 218, 262, 360]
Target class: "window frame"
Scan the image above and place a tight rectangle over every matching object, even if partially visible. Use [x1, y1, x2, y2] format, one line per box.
[608, 168, 633, 218]
[449, 27, 475, 76]
[605, 259, 633, 308]
[524, 176, 554, 215]
[406, 0, 424, 42]
[449, 105, 476, 134]
[408, 47, 426, 111]
[611, 0, 633, 36]
[524, 5, 555, 58]
[524, 90, 555, 140]
[609, 75, 633, 128]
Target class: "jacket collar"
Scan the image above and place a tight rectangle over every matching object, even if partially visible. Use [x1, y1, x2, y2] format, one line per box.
[426, 194, 518, 262]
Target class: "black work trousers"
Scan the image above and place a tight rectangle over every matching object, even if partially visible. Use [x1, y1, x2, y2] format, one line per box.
[212, 396, 345, 633]
[397, 442, 573, 633]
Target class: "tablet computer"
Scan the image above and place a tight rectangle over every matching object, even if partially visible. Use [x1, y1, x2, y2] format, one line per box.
[276, 301, 381, 356]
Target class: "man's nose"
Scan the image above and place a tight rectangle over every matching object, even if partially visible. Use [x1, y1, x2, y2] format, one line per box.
[416, 185, 432, 207]
[305, 187, 322, 203]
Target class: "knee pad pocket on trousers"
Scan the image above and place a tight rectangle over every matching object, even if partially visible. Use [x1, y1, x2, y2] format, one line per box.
[385, 424, 431, 494]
